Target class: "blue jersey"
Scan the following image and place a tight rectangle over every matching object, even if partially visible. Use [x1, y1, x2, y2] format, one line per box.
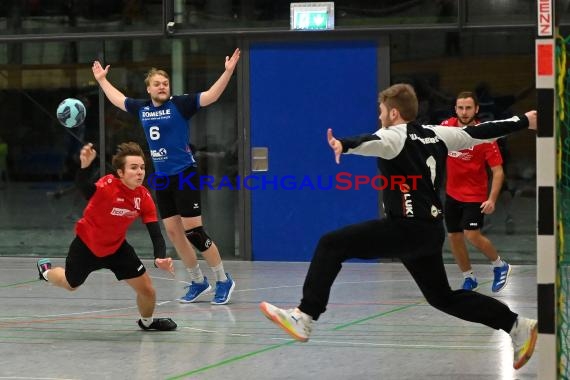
[125, 94, 200, 176]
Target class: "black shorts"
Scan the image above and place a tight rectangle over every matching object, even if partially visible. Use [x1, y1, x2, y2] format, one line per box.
[65, 236, 146, 288]
[444, 194, 485, 233]
[155, 165, 202, 218]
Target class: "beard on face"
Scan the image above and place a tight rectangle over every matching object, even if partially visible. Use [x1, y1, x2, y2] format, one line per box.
[151, 92, 169, 104]
[458, 115, 476, 126]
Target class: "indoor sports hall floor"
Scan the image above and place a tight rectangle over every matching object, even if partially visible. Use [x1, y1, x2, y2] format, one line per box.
[0, 258, 537, 380]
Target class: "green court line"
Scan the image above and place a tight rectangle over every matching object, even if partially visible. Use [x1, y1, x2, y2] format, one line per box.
[165, 341, 296, 380]
[332, 267, 537, 331]
[0, 279, 39, 288]
[165, 266, 537, 378]
[332, 303, 421, 331]
[165, 303, 422, 379]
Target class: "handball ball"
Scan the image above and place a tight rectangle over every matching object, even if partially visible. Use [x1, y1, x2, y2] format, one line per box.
[57, 98, 86, 128]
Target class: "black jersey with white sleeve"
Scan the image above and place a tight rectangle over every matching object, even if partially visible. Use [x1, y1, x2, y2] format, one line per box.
[338, 115, 530, 221]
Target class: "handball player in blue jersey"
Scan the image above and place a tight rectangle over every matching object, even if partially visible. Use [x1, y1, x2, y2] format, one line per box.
[91, 48, 240, 305]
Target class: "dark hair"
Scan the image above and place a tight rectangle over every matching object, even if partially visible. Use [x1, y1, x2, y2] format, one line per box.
[378, 83, 418, 121]
[456, 91, 479, 106]
[112, 142, 145, 172]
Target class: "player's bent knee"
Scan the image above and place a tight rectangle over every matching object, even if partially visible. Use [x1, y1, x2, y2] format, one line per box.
[316, 232, 339, 249]
[185, 226, 213, 252]
[423, 293, 452, 311]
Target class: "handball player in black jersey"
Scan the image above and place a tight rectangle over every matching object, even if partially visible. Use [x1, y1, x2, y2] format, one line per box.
[260, 83, 538, 370]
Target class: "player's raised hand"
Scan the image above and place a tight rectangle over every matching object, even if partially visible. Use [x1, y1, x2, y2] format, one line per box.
[92, 60, 110, 82]
[327, 128, 343, 164]
[225, 48, 241, 73]
[79, 143, 97, 168]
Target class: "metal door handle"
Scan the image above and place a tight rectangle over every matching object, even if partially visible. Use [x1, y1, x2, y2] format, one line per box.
[252, 147, 268, 172]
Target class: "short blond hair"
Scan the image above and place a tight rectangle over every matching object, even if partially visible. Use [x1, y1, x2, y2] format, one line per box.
[144, 68, 170, 86]
[378, 83, 418, 121]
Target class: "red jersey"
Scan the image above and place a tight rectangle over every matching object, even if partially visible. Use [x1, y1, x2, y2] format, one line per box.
[443, 117, 503, 203]
[75, 174, 158, 257]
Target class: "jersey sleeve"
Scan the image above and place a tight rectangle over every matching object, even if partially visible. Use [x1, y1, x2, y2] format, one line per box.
[124, 98, 148, 116]
[171, 94, 199, 120]
[432, 115, 530, 152]
[340, 125, 407, 159]
[139, 189, 159, 224]
[95, 174, 114, 188]
[75, 167, 96, 200]
[146, 221, 166, 259]
[484, 141, 503, 167]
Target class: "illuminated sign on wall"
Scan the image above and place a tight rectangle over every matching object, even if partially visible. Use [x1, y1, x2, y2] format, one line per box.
[290, 2, 334, 31]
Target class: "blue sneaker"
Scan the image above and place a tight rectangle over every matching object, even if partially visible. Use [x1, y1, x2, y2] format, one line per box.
[179, 278, 211, 303]
[492, 262, 511, 293]
[462, 277, 479, 291]
[36, 258, 51, 281]
[211, 273, 236, 305]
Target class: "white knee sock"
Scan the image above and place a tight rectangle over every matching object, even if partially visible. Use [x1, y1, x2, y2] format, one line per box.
[186, 264, 205, 283]
[210, 263, 228, 282]
[492, 257, 504, 268]
[462, 270, 475, 279]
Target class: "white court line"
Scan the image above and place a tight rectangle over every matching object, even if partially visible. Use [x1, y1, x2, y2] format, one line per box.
[182, 326, 218, 333]
[179, 328, 497, 350]
[34, 306, 138, 319]
[234, 280, 413, 293]
[0, 307, 138, 320]
[0, 271, 418, 321]
[271, 337, 498, 350]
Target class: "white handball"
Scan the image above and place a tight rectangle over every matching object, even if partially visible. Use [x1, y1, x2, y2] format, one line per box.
[56, 98, 86, 128]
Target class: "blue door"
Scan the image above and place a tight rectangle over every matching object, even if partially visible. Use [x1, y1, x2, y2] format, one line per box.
[249, 40, 381, 261]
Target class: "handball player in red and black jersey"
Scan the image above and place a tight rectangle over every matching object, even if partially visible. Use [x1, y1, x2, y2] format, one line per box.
[91, 50, 240, 305]
[36, 142, 176, 331]
[442, 91, 512, 293]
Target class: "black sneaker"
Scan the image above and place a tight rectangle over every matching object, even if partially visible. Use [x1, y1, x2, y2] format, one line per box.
[36, 258, 52, 281]
[137, 318, 177, 331]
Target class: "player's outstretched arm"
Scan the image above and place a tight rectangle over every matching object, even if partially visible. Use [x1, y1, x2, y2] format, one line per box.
[199, 48, 241, 107]
[92, 61, 128, 111]
[435, 111, 537, 152]
[146, 222, 174, 276]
